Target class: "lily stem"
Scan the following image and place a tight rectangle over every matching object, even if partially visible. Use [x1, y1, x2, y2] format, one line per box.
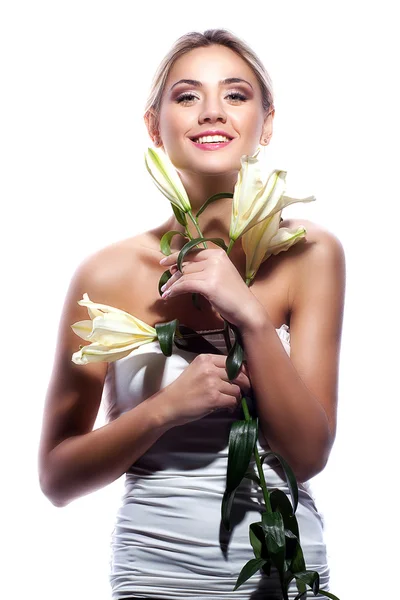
[241, 397, 272, 513]
[226, 238, 235, 256]
[190, 210, 272, 514]
[187, 210, 208, 249]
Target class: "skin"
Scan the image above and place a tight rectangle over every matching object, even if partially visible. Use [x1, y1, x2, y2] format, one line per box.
[38, 44, 346, 507]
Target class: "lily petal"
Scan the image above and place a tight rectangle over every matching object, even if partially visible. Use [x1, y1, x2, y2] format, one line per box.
[71, 320, 94, 341]
[242, 211, 281, 282]
[264, 226, 307, 259]
[71, 338, 156, 365]
[144, 147, 191, 213]
[88, 313, 157, 346]
[229, 153, 265, 240]
[77, 294, 156, 336]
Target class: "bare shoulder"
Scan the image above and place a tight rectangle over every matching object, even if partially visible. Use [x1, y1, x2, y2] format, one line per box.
[281, 218, 346, 299]
[72, 231, 158, 308]
[282, 217, 345, 253]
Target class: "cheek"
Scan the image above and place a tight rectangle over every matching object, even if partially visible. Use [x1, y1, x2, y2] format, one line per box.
[159, 104, 192, 140]
[230, 106, 264, 139]
[245, 108, 265, 136]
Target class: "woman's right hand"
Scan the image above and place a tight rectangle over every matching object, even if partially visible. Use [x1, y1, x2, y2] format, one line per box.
[159, 353, 253, 428]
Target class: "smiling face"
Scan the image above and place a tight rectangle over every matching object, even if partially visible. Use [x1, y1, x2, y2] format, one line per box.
[152, 44, 274, 176]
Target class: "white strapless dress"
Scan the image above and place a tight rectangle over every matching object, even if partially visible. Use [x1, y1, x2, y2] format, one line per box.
[103, 325, 330, 599]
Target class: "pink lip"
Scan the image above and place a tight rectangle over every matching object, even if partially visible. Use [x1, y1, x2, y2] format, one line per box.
[190, 139, 234, 151]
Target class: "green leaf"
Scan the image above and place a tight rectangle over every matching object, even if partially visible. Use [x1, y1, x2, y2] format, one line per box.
[158, 270, 173, 296]
[221, 488, 236, 531]
[294, 570, 320, 595]
[289, 539, 306, 574]
[225, 333, 244, 380]
[294, 577, 307, 600]
[160, 230, 188, 256]
[171, 202, 187, 226]
[249, 522, 265, 559]
[260, 451, 299, 513]
[196, 192, 233, 218]
[261, 511, 286, 583]
[270, 489, 300, 544]
[232, 557, 266, 591]
[226, 418, 258, 492]
[318, 590, 341, 600]
[155, 319, 180, 357]
[176, 236, 228, 271]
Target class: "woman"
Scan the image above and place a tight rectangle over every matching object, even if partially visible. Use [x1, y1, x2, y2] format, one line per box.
[38, 29, 346, 599]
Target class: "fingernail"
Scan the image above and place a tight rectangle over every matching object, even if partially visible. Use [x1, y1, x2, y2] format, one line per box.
[159, 256, 168, 264]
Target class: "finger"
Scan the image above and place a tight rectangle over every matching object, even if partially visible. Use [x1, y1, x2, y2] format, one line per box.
[165, 259, 205, 276]
[159, 251, 180, 265]
[160, 269, 183, 291]
[214, 358, 249, 378]
[161, 272, 207, 298]
[176, 261, 204, 275]
[219, 381, 243, 404]
[216, 365, 251, 394]
[225, 372, 251, 394]
[159, 248, 211, 266]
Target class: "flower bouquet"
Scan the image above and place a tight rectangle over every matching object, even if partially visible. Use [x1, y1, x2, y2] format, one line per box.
[71, 145, 339, 600]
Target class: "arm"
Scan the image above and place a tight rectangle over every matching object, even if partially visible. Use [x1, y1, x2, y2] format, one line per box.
[240, 224, 346, 482]
[38, 253, 173, 508]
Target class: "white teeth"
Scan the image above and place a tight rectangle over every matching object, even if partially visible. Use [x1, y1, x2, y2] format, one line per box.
[193, 135, 231, 144]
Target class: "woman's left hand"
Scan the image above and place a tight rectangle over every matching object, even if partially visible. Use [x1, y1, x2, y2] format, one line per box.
[159, 247, 265, 331]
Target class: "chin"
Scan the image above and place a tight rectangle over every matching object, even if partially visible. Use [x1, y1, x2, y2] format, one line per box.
[187, 163, 240, 177]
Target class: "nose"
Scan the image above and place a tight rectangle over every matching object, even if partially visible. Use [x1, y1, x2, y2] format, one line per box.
[198, 94, 227, 125]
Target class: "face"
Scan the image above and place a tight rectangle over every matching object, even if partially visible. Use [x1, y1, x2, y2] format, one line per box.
[151, 45, 273, 175]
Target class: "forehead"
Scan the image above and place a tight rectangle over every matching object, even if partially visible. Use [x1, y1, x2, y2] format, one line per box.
[164, 45, 258, 90]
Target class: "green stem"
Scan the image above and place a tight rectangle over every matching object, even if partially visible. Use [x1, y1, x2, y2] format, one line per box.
[187, 210, 208, 249]
[241, 273, 273, 513]
[189, 210, 272, 514]
[241, 397, 272, 513]
[226, 238, 235, 256]
[184, 223, 193, 240]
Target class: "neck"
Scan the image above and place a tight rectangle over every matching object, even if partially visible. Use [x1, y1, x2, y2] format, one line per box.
[167, 168, 244, 257]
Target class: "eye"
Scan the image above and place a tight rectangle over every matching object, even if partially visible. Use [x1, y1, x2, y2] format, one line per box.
[176, 91, 248, 105]
[227, 92, 248, 103]
[176, 92, 198, 105]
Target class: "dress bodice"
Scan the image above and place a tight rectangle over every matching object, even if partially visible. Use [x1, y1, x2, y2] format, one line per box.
[105, 324, 329, 599]
[103, 323, 291, 429]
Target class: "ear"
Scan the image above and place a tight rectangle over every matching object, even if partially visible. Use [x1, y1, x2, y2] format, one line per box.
[260, 106, 275, 146]
[144, 109, 160, 144]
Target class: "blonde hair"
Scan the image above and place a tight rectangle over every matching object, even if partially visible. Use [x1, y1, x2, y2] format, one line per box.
[144, 28, 274, 132]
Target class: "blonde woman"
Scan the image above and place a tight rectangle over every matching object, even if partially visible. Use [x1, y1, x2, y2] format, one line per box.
[38, 29, 346, 599]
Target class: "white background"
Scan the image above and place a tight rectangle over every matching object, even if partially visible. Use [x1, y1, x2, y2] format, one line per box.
[1, 1, 398, 599]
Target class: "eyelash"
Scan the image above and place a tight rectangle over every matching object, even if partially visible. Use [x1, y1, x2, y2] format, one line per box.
[176, 91, 248, 105]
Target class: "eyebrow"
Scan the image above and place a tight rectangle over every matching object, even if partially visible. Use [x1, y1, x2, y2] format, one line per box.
[170, 77, 254, 92]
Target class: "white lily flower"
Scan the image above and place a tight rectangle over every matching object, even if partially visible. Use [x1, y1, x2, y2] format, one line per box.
[242, 212, 308, 283]
[229, 148, 315, 242]
[71, 293, 157, 364]
[266, 224, 308, 258]
[144, 147, 192, 213]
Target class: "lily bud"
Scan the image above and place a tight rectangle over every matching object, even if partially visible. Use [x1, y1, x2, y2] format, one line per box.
[144, 147, 192, 213]
[71, 293, 157, 364]
[229, 150, 315, 242]
[242, 212, 308, 283]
